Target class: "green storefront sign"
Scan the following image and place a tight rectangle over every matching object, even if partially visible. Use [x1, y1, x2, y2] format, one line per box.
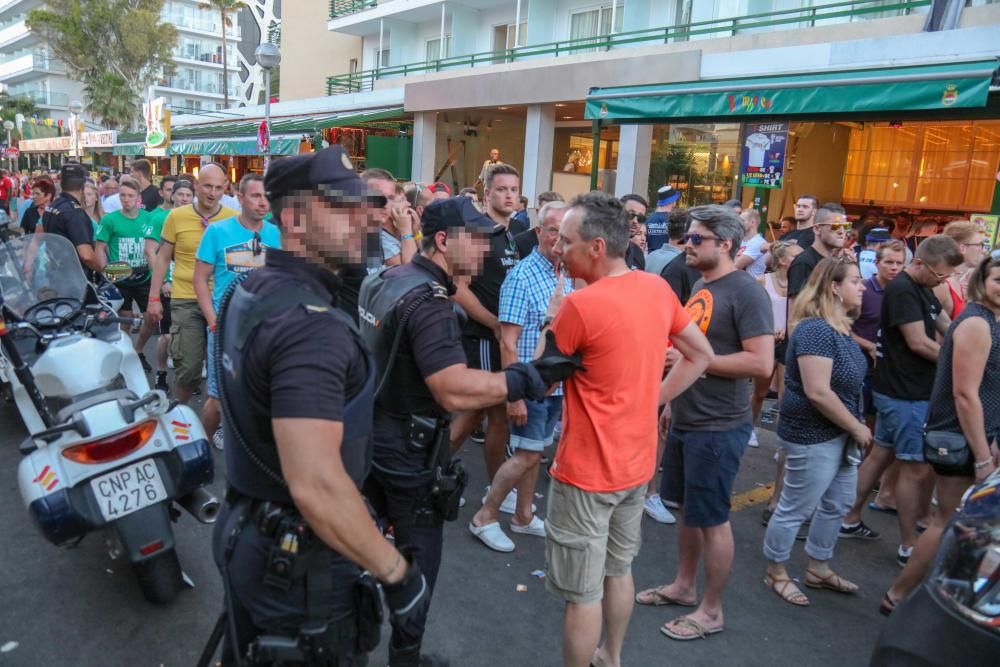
[585, 61, 996, 121]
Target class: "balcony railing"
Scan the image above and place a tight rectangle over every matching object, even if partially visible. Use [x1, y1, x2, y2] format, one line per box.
[329, 0, 377, 20]
[9, 89, 69, 106]
[326, 0, 931, 95]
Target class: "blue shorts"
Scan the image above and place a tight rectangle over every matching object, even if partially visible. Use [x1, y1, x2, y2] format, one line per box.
[873, 392, 928, 462]
[206, 329, 218, 399]
[660, 425, 751, 528]
[861, 374, 875, 417]
[510, 396, 562, 452]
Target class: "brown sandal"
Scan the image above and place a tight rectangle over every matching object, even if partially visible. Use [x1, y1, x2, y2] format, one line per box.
[765, 573, 810, 606]
[805, 569, 858, 594]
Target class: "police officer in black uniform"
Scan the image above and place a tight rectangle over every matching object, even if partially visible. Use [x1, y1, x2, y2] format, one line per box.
[40, 163, 103, 276]
[358, 196, 579, 667]
[211, 146, 431, 666]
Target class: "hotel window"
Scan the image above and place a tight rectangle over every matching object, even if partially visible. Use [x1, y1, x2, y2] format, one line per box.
[570, 2, 625, 46]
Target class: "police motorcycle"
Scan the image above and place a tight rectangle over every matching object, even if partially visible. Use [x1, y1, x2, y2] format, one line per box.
[0, 233, 218, 604]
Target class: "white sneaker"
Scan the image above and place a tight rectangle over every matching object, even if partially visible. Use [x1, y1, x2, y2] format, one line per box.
[510, 515, 546, 537]
[644, 494, 677, 524]
[167, 355, 175, 369]
[482, 487, 537, 515]
[469, 521, 515, 552]
[212, 428, 224, 451]
[748, 430, 760, 448]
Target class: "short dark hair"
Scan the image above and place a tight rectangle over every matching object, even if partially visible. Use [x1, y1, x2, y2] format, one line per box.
[518, 195, 528, 206]
[459, 187, 477, 197]
[159, 175, 177, 190]
[130, 158, 152, 180]
[796, 194, 819, 208]
[687, 205, 744, 260]
[620, 193, 648, 209]
[239, 173, 265, 195]
[915, 234, 963, 267]
[967, 252, 1000, 304]
[537, 191, 564, 207]
[569, 191, 628, 259]
[485, 163, 519, 190]
[61, 164, 87, 192]
[667, 207, 690, 241]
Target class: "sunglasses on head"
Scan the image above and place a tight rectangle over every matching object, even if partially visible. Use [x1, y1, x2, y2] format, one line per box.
[681, 233, 723, 246]
[626, 211, 647, 224]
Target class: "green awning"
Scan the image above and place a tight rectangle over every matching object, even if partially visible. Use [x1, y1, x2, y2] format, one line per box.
[585, 61, 998, 121]
[113, 143, 145, 156]
[166, 137, 301, 156]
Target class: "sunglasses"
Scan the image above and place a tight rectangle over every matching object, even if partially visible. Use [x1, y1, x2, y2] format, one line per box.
[626, 212, 647, 224]
[251, 231, 262, 257]
[682, 233, 723, 246]
[817, 222, 851, 232]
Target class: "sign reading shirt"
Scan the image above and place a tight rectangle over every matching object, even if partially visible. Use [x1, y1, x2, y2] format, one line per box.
[195, 216, 282, 307]
[741, 122, 788, 189]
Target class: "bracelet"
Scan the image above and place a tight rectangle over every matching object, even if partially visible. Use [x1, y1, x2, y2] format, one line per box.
[974, 458, 993, 470]
[148, 296, 160, 303]
[401, 233, 414, 240]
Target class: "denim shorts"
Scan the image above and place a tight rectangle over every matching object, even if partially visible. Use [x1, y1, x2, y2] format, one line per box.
[206, 329, 218, 399]
[873, 392, 929, 462]
[510, 396, 562, 452]
[861, 373, 875, 417]
[660, 425, 751, 528]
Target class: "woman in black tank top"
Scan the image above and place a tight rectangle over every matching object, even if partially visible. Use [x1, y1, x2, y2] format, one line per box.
[881, 252, 1000, 614]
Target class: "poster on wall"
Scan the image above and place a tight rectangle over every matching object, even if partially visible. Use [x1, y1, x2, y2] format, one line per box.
[971, 214, 999, 248]
[741, 122, 788, 189]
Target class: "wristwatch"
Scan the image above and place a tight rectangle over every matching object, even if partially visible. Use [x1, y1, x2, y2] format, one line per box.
[539, 315, 554, 331]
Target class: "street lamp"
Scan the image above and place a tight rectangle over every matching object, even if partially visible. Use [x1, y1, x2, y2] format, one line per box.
[68, 99, 84, 163]
[254, 43, 280, 173]
[3, 120, 13, 173]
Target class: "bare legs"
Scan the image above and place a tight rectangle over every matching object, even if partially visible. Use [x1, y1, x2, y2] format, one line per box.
[563, 574, 635, 667]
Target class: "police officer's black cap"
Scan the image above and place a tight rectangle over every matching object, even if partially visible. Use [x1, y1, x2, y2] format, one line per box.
[421, 196, 496, 237]
[264, 145, 366, 203]
[60, 163, 87, 181]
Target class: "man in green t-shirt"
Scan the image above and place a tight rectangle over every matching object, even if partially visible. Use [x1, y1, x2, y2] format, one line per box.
[96, 176, 155, 371]
[141, 175, 179, 392]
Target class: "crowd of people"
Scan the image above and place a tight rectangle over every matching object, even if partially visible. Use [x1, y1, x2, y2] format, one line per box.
[15, 147, 999, 666]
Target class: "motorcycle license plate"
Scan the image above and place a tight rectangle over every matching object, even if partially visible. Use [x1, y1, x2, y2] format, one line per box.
[90, 460, 168, 522]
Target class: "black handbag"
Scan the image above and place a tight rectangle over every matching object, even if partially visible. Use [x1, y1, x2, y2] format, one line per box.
[923, 430, 970, 470]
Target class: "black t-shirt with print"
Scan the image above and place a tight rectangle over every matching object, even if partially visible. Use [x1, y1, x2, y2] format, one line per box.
[625, 242, 645, 271]
[782, 227, 815, 250]
[464, 224, 518, 339]
[873, 271, 941, 401]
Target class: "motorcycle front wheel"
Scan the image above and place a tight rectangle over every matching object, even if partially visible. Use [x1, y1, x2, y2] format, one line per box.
[132, 548, 183, 604]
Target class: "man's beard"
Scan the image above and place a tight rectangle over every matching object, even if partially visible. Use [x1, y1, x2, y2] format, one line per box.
[686, 251, 718, 271]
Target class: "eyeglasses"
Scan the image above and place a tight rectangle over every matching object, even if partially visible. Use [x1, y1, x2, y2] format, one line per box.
[626, 212, 647, 224]
[681, 233, 723, 246]
[924, 263, 955, 281]
[251, 231, 262, 257]
[962, 241, 989, 250]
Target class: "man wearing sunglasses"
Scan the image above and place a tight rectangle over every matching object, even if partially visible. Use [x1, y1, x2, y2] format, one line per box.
[621, 194, 648, 270]
[787, 204, 850, 305]
[194, 174, 279, 449]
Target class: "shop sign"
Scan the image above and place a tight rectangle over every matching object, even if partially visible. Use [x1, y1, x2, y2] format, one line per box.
[19, 130, 118, 153]
[2, 147, 19, 158]
[741, 122, 787, 190]
[143, 88, 171, 149]
[971, 214, 999, 249]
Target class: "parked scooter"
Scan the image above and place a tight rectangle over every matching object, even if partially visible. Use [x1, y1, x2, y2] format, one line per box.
[0, 233, 218, 603]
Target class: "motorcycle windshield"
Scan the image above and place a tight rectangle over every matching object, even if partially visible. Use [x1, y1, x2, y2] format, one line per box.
[0, 233, 88, 318]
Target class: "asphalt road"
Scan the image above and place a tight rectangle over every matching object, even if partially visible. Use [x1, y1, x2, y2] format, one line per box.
[0, 390, 906, 667]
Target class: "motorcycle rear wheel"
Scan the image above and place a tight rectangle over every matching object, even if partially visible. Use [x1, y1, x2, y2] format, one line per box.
[132, 548, 183, 604]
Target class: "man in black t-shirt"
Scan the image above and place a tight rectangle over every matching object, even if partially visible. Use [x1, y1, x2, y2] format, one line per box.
[659, 250, 701, 305]
[450, 163, 521, 481]
[786, 204, 849, 306]
[780, 194, 818, 248]
[842, 235, 962, 565]
[129, 159, 163, 211]
[39, 163, 103, 276]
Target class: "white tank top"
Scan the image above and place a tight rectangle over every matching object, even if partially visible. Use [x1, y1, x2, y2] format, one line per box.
[764, 273, 788, 329]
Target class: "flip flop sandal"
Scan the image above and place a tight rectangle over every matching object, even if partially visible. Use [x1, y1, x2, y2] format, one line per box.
[867, 501, 898, 515]
[660, 616, 724, 641]
[765, 574, 810, 606]
[804, 569, 858, 594]
[635, 587, 697, 607]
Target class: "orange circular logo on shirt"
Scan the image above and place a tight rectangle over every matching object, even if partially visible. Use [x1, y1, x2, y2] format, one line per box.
[686, 288, 714, 334]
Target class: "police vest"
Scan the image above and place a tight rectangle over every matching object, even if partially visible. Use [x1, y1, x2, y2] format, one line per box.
[358, 264, 448, 417]
[218, 279, 375, 505]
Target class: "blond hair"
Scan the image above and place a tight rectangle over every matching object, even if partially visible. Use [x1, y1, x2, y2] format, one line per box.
[943, 220, 981, 245]
[789, 257, 859, 333]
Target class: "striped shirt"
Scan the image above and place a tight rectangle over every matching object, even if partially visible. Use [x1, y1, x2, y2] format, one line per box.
[499, 247, 574, 395]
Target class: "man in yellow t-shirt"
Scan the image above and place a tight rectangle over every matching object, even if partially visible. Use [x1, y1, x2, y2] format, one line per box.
[146, 163, 236, 404]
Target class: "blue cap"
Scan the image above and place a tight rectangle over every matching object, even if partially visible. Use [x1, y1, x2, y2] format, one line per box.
[656, 185, 680, 207]
[866, 227, 892, 243]
[265, 145, 366, 202]
[421, 196, 495, 236]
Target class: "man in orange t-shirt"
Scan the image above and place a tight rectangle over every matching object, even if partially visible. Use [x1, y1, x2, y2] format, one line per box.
[543, 192, 713, 667]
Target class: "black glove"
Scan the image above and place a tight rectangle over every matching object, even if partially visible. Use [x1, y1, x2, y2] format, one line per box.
[533, 329, 586, 384]
[383, 551, 431, 652]
[504, 362, 548, 402]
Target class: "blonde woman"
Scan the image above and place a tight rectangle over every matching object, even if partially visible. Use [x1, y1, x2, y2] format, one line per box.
[934, 220, 987, 319]
[763, 258, 870, 606]
[83, 179, 104, 234]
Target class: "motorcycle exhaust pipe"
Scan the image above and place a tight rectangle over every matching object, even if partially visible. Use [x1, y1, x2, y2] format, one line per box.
[177, 487, 220, 524]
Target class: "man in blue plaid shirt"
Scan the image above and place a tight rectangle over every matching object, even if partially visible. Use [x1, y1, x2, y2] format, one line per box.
[470, 201, 574, 552]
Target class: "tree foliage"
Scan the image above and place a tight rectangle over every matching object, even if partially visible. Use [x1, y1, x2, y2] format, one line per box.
[83, 72, 139, 130]
[27, 0, 178, 126]
[0, 93, 38, 126]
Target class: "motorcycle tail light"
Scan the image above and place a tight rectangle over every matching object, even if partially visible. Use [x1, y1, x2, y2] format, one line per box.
[62, 421, 157, 464]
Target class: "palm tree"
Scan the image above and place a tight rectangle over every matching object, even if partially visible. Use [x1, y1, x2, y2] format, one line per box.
[84, 72, 138, 129]
[203, 0, 243, 109]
